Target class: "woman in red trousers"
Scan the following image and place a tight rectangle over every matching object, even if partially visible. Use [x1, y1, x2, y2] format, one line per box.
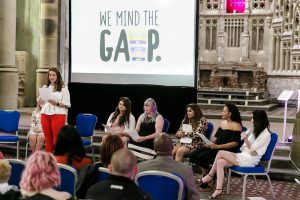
[38, 67, 71, 152]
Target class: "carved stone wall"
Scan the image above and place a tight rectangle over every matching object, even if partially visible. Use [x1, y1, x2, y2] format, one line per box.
[16, 51, 29, 108]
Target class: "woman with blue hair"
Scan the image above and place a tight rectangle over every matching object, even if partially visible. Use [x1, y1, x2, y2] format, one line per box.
[129, 98, 164, 149]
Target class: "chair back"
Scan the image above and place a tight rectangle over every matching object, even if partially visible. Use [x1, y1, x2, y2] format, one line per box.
[7, 159, 26, 188]
[205, 122, 214, 139]
[57, 164, 77, 196]
[76, 113, 97, 137]
[98, 167, 111, 181]
[135, 170, 184, 200]
[261, 132, 278, 163]
[162, 118, 170, 133]
[0, 110, 20, 133]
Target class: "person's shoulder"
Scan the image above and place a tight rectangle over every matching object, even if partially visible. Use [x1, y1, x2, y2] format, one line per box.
[231, 122, 242, 131]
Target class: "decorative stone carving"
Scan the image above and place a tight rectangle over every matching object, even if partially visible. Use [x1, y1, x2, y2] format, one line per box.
[16, 51, 28, 108]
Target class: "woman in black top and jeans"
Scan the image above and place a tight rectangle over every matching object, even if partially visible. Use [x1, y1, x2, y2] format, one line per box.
[190, 103, 242, 179]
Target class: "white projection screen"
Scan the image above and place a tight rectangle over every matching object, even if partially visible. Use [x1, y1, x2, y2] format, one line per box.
[70, 0, 198, 87]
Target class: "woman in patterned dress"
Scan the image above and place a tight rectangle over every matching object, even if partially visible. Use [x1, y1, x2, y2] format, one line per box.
[172, 103, 208, 162]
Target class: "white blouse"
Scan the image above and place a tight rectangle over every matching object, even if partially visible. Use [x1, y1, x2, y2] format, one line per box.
[106, 112, 136, 133]
[38, 85, 71, 115]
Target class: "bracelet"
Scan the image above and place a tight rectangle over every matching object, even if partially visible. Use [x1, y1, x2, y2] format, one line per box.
[56, 102, 59, 106]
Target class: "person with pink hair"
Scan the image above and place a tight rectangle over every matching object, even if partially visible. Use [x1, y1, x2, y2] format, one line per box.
[20, 151, 72, 200]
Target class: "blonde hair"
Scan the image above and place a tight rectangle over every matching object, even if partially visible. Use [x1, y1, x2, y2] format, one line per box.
[0, 160, 12, 183]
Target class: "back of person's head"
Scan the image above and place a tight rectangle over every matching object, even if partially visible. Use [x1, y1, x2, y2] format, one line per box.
[153, 133, 173, 156]
[252, 110, 270, 138]
[0, 160, 11, 183]
[20, 151, 60, 192]
[100, 134, 123, 167]
[109, 149, 137, 179]
[54, 125, 85, 161]
[225, 103, 242, 124]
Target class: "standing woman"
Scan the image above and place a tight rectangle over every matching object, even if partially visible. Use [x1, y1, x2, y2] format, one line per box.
[172, 103, 208, 162]
[104, 97, 135, 145]
[129, 98, 164, 149]
[38, 67, 71, 152]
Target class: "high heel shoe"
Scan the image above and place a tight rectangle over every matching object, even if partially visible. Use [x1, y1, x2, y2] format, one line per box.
[199, 173, 214, 188]
[208, 189, 223, 199]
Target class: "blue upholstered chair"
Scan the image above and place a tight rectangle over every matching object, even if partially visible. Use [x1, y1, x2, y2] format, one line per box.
[205, 122, 214, 140]
[98, 167, 111, 181]
[57, 163, 78, 197]
[162, 118, 170, 133]
[7, 159, 26, 188]
[76, 113, 98, 162]
[0, 110, 20, 159]
[135, 170, 184, 200]
[226, 132, 278, 200]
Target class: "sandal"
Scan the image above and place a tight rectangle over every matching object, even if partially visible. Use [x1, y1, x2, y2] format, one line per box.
[199, 173, 214, 188]
[208, 188, 223, 199]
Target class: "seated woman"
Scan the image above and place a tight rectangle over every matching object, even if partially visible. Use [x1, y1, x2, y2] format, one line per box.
[20, 151, 72, 200]
[28, 105, 45, 153]
[0, 160, 20, 199]
[54, 125, 92, 170]
[190, 103, 242, 178]
[104, 97, 135, 146]
[100, 134, 124, 167]
[201, 110, 271, 199]
[129, 98, 164, 149]
[172, 103, 208, 162]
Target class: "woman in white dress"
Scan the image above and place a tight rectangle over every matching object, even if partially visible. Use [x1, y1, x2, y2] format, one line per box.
[200, 110, 271, 199]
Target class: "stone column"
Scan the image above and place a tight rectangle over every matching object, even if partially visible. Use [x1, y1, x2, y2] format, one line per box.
[241, 1, 250, 62]
[36, 0, 59, 95]
[217, 0, 226, 63]
[275, 36, 280, 70]
[0, 0, 18, 109]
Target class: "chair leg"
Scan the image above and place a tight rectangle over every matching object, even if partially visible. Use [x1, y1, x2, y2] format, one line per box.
[16, 141, 19, 159]
[266, 174, 275, 200]
[25, 142, 28, 159]
[253, 175, 260, 194]
[92, 145, 95, 163]
[226, 169, 232, 194]
[242, 174, 248, 200]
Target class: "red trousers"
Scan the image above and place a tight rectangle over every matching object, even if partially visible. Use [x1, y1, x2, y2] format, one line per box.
[41, 114, 66, 152]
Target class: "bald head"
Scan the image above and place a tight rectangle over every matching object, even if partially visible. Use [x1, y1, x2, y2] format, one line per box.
[154, 133, 173, 156]
[110, 149, 137, 178]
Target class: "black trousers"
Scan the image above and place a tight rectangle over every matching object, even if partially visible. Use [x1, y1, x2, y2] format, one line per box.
[190, 147, 220, 169]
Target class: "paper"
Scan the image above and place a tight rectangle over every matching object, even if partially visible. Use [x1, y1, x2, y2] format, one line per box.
[180, 137, 192, 144]
[126, 130, 141, 141]
[39, 88, 54, 101]
[197, 133, 212, 145]
[102, 124, 116, 134]
[182, 124, 193, 133]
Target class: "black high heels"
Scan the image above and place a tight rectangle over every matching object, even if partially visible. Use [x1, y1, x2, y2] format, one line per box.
[199, 173, 214, 188]
[208, 188, 223, 199]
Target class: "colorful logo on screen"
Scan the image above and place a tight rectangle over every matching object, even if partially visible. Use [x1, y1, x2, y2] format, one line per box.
[227, 0, 245, 13]
[128, 31, 147, 61]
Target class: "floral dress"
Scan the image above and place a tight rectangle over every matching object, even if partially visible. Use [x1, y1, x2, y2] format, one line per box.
[28, 110, 43, 135]
[177, 117, 208, 151]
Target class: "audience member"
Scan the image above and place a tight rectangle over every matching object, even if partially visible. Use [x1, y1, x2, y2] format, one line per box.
[54, 125, 91, 170]
[129, 98, 164, 149]
[100, 134, 124, 167]
[201, 110, 271, 199]
[20, 151, 72, 200]
[138, 133, 200, 200]
[86, 149, 152, 200]
[190, 103, 242, 180]
[104, 97, 136, 146]
[0, 159, 20, 199]
[38, 67, 71, 152]
[28, 105, 44, 153]
[173, 103, 208, 162]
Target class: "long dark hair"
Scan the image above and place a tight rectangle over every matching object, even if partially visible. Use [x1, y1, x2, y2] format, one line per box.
[110, 97, 132, 127]
[252, 110, 270, 138]
[46, 67, 64, 92]
[225, 103, 242, 125]
[100, 134, 123, 167]
[182, 103, 204, 129]
[54, 125, 86, 163]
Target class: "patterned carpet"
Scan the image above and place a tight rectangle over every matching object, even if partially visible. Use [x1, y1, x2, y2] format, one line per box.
[195, 174, 300, 200]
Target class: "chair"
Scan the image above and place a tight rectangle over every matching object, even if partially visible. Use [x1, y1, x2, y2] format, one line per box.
[205, 122, 214, 140]
[7, 159, 26, 188]
[57, 163, 78, 197]
[98, 167, 111, 181]
[0, 110, 20, 159]
[76, 113, 98, 162]
[128, 143, 156, 160]
[135, 170, 184, 200]
[162, 118, 170, 133]
[226, 132, 278, 200]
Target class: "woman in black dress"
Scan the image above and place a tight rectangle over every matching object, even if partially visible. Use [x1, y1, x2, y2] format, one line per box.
[190, 103, 242, 180]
